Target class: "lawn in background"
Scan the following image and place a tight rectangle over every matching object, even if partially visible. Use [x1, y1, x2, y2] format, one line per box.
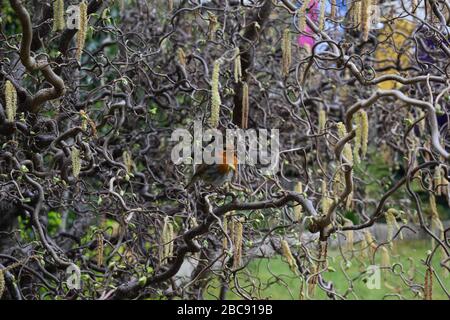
[205, 240, 448, 300]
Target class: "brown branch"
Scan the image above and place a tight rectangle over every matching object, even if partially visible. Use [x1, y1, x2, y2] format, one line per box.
[9, 0, 66, 113]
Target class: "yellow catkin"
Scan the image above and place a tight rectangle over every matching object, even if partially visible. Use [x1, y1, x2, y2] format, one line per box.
[80, 110, 97, 137]
[294, 182, 303, 221]
[385, 208, 401, 249]
[321, 180, 331, 215]
[209, 59, 222, 128]
[429, 193, 439, 218]
[222, 213, 229, 251]
[353, 113, 362, 164]
[282, 28, 292, 77]
[346, 191, 353, 210]
[318, 108, 326, 132]
[281, 239, 298, 274]
[344, 219, 354, 254]
[380, 246, 390, 268]
[0, 269, 4, 299]
[53, 0, 65, 31]
[333, 168, 344, 195]
[430, 193, 445, 255]
[298, 0, 309, 33]
[330, 0, 337, 19]
[5, 80, 17, 122]
[434, 165, 444, 196]
[208, 12, 218, 41]
[359, 238, 368, 260]
[350, 1, 361, 25]
[76, 1, 88, 61]
[160, 217, 173, 264]
[424, 267, 433, 300]
[337, 122, 353, 165]
[96, 232, 104, 267]
[360, 0, 371, 41]
[360, 110, 369, 158]
[441, 171, 449, 196]
[177, 48, 186, 67]
[242, 82, 249, 129]
[234, 48, 242, 83]
[318, 0, 326, 31]
[364, 231, 377, 256]
[71, 146, 81, 178]
[233, 218, 244, 269]
[123, 150, 133, 173]
[167, 222, 174, 258]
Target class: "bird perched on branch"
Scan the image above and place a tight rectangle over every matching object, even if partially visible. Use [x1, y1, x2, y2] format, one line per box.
[185, 150, 238, 190]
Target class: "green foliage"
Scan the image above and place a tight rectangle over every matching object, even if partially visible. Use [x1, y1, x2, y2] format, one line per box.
[206, 240, 448, 300]
[47, 211, 62, 236]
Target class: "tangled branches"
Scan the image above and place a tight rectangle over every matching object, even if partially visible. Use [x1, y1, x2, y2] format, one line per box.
[0, 0, 449, 300]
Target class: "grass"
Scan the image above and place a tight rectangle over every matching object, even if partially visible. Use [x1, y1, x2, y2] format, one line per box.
[205, 240, 449, 300]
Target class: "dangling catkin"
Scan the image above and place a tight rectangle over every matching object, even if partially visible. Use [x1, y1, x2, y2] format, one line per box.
[242, 82, 249, 129]
[167, 222, 174, 258]
[233, 218, 244, 269]
[234, 48, 242, 83]
[337, 122, 353, 165]
[333, 168, 344, 195]
[364, 231, 377, 257]
[123, 150, 133, 173]
[281, 239, 298, 274]
[294, 182, 303, 221]
[282, 28, 291, 77]
[344, 219, 354, 254]
[380, 246, 390, 268]
[0, 269, 4, 299]
[346, 190, 353, 210]
[209, 59, 222, 128]
[208, 12, 218, 41]
[360, 110, 369, 158]
[71, 146, 81, 178]
[318, 0, 326, 31]
[5, 80, 17, 122]
[430, 193, 445, 256]
[360, 0, 371, 41]
[385, 208, 401, 249]
[298, 0, 309, 33]
[53, 0, 65, 31]
[222, 213, 229, 251]
[321, 180, 332, 216]
[350, 1, 361, 25]
[330, 0, 337, 19]
[176, 48, 186, 67]
[424, 267, 433, 300]
[359, 238, 368, 260]
[318, 108, 327, 132]
[160, 217, 173, 264]
[76, 1, 88, 61]
[353, 112, 362, 164]
[96, 232, 104, 267]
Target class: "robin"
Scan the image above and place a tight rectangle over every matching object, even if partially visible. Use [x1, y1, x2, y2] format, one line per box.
[185, 149, 238, 189]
